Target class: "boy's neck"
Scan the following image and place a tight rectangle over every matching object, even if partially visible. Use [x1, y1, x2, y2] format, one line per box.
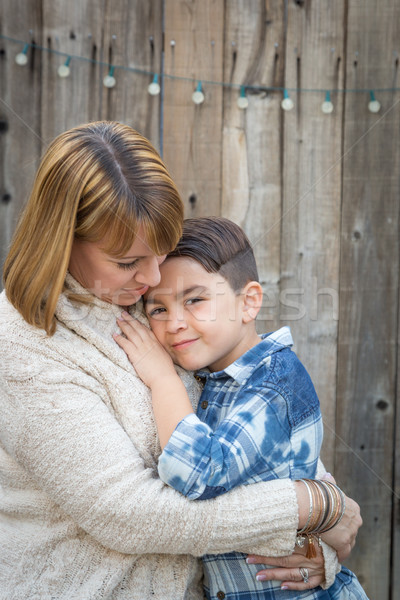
[208, 325, 261, 372]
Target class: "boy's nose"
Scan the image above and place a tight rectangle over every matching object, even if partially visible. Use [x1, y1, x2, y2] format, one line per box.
[166, 312, 188, 333]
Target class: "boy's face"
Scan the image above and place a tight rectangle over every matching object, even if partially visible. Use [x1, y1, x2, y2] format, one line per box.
[144, 257, 256, 372]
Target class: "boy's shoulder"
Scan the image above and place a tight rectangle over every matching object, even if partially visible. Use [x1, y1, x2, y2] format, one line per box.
[253, 327, 308, 378]
[245, 329, 321, 426]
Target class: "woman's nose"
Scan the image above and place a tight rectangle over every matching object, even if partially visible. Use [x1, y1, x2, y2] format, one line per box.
[135, 256, 162, 287]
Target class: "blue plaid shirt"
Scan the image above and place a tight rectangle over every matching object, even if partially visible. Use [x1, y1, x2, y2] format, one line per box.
[158, 328, 368, 600]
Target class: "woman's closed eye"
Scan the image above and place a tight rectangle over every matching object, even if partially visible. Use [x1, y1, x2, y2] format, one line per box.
[117, 260, 139, 270]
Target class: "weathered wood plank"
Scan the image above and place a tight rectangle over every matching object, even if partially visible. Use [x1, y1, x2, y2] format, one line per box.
[0, 0, 43, 277]
[40, 0, 104, 143]
[336, 1, 400, 597]
[163, 0, 224, 216]
[220, 0, 285, 335]
[394, 318, 400, 595]
[100, 0, 163, 150]
[281, 0, 345, 469]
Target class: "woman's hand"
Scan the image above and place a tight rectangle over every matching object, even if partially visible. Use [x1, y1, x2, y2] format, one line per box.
[294, 477, 362, 563]
[114, 311, 176, 387]
[247, 543, 324, 591]
[319, 493, 362, 562]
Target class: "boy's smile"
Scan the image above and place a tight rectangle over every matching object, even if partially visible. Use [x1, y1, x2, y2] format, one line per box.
[144, 257, 260, 372]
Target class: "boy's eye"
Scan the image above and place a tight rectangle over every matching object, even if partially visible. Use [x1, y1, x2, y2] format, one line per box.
[186, 297, 203, 306]
[148, 307, 167, 317]
[117, 260, 139, 270]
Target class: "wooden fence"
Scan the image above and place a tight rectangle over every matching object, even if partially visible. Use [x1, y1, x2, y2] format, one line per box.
[1, 1, 399, 598]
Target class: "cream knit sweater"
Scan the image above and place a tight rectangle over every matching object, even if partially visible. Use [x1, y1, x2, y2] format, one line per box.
[0, 275, 337, 599]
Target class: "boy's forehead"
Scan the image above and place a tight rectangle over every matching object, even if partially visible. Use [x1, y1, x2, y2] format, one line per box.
[160, 256, 219, 282]
[144, 256, 228, 300]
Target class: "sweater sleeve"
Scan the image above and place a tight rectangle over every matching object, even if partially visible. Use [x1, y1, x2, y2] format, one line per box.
[158, 387, 322, 500]
[0, 345, 299, 559]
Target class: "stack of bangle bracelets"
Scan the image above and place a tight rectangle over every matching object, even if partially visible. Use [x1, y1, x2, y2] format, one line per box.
[295, 479, 346, 558]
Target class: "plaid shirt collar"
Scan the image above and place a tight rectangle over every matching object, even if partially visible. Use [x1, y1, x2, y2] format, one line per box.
[196, 326, 293, 385]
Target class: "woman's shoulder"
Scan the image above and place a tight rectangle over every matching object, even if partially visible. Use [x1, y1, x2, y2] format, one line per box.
[0, 290, 47, 341]
[0, 290, 78, 363]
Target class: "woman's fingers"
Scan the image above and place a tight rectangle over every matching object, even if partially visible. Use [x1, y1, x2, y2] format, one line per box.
[282, 574, 324, 592]
[247, 545, 325, 591]
[114, 314, 156, 366]
[117, 318, 143, 344]
[117, 313, 155, 345]
[255, 567, 324, 591]
[247, 544, 313, 567]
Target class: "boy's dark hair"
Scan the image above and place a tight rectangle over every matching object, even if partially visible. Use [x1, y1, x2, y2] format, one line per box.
[168, 216, 259, 293]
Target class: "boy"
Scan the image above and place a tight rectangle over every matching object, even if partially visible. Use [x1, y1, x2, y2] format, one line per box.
[114, 217, 368, 600]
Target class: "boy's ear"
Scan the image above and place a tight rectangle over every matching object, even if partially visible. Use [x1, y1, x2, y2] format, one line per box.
[241, 281, 263, 323]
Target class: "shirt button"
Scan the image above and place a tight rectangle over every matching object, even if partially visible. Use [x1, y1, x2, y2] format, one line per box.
[216, 592, 225, 600]
[201, 400, 208, 409]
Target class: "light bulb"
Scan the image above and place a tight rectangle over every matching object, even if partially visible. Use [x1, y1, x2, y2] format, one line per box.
[148, 75, 160, 95]
[58, 64, 70, 78]
[192, 89, 205, 104]
[103, 74, 116, 88]
[368, 92, 381, 113]
[321, 101, 333, 113]
[148, 82, 160, 95]
[368, 100, 381, 113]
[321, 92, 333, 114]
[15, 52, 28, 66]
[281, 89, 294, 111]
[281, 97, 294, 111]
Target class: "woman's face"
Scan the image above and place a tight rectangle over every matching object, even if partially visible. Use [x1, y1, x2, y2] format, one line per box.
[68, 226, 166, 305]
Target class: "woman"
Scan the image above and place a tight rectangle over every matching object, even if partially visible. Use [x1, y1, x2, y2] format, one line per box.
[0, 121, 361, 600]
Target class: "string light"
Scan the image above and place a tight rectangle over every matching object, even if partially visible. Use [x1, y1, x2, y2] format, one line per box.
[3, 35, 400, 113]
[148, 73, 161, 95]
[58, 56, 71, 78]
[237, 86, 249, 109]
[103, 66, 116, 88]
[368, 90, 381, 113]
[192, 81, 205, 104]
[321, 91, 334, 114]
[281, 88, 294, 111]
[15, 43, 29, 66]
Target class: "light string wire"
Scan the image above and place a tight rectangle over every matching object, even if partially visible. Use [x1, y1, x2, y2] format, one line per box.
[2, 33, 400, 95]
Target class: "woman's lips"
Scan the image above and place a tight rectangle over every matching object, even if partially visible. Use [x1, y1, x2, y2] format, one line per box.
[122, 285, 149, 295]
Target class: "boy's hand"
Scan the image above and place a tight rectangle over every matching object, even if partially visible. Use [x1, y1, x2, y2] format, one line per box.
[114, 311, 176, 388]
[114, 311, 194, 449]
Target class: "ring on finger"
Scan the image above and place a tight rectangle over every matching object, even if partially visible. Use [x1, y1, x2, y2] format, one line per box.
[299, 567, 309, 583]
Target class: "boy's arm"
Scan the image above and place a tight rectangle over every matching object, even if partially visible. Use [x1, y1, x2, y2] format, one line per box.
[114, 312, 193, 449]
[114, 314, 323, 502]
[158, 384, 323, 500]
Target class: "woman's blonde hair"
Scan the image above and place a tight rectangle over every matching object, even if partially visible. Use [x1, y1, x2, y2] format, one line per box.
[3, 121, 183, 335]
